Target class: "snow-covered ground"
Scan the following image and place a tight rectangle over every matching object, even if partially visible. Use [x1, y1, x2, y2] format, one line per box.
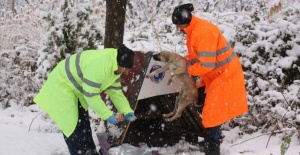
[1, 98, 299, 155]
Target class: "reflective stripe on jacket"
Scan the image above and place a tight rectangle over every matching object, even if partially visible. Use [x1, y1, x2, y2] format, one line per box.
[33, 49, 134, 137]
[184, 15, 248, 128]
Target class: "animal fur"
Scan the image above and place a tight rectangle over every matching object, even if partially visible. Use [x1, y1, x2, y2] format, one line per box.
[146, 51, 198, 122]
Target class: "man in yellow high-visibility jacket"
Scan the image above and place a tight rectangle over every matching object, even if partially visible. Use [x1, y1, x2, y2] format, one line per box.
[34, 44, 136, 155]
[172, 4, 248, 155]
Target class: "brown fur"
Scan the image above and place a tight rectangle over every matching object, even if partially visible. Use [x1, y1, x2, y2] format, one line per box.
[146, 51, 198, 121]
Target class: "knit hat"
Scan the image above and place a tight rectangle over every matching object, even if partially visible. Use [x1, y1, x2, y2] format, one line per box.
[172, 3, 194, 25]
[117, 44, 134, 68]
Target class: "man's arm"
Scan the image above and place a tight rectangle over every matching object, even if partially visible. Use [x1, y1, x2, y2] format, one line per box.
[105, 78, 134, 115]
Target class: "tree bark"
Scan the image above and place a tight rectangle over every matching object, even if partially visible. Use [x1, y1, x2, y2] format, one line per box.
[10, 0, 15, 15]
[104, 0, 127, 48]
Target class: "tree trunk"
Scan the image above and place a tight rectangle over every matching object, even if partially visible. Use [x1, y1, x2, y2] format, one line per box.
[104, 0, 127, 48]
[10, 0, 15, 15]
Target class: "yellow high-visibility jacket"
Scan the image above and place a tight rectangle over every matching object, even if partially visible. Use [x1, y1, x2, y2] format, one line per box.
[34, 49, 134, 137]
[184, 15, 248, 128]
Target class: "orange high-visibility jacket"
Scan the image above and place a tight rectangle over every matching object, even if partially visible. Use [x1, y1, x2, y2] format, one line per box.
[184, 15, 248, 128]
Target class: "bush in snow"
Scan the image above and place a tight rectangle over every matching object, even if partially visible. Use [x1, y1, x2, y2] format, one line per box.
[227, 6, 300, 137]
[0, 6, 46, 108]
[35, 0, 103, 79]
[0, 0, 104, 108]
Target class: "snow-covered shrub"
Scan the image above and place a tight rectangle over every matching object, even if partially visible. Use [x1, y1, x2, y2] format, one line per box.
[229, 5, 300, 135]
[0, 45, 41, 108]
[0, 5, 46, 108]
[124, 0, 192, 53]
[0, 0, 104, 108]
[35, 0, 103, 79]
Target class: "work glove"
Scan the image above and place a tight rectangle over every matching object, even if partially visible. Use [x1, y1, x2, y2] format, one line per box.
[106, 113, 118, 125]
[125, 112, 136, 122]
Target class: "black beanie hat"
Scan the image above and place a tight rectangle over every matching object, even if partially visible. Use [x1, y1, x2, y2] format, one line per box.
[117, 44, 134, 68]
[172, 3, 194, 25]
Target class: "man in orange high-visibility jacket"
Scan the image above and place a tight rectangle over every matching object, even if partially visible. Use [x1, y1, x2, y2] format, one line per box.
[172, 3, 248, 155]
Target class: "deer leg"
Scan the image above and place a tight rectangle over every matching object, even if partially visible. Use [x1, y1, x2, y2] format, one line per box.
[164, 90, 183, 121]
[165, 92, 191, 122]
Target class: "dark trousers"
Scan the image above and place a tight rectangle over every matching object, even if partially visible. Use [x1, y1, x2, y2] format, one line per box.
[197, 87, 221, 155]
[197, 86, 206, 112]
[204, 125, 221, 155]
[64, 101, 99, 155]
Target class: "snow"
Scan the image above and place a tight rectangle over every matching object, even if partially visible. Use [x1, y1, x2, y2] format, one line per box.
[1, 0, 300, 155]
[277, 56, 298, 68]
[2, 104, 299, 155]
[257, 78, 269, 91]
[287, 44, 300, 57]
[296, 114, 300, 123]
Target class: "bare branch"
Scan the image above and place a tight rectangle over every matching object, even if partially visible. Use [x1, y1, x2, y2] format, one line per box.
[230, 129, 294, 147]
[28, 112, 43, 131]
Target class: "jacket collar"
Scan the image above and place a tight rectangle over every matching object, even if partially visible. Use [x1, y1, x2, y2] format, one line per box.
[183, 15, 197, 35]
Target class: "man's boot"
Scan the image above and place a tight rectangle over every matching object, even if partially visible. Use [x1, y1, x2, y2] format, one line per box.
[204, 141, 220, 155]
